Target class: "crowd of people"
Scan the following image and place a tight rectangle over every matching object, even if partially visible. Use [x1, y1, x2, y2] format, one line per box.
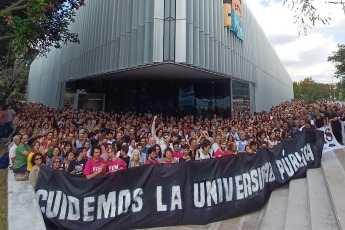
[1, 99, 344, 188]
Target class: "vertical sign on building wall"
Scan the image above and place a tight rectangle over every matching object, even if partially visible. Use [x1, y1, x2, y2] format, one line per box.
[223, 0, 243, 40]
[223, 0, 232, 27]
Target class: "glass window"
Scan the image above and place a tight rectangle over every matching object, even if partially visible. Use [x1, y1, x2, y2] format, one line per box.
[232, 79, 251, 117]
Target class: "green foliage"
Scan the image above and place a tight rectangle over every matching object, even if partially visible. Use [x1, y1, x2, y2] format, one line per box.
[293, 77, 332, 100]
[328, 44, 345, 76]
[0, 51, 31, 102]
[0, 0, 85, 55]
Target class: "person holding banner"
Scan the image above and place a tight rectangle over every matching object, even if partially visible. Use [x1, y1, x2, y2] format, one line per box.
[314, 110, 325, 129]
[179, 144, 195, 162]
[214, 140, 229, 157]
[329, 108, 343, 145]
[146, 147, 160, 165]
[160, 147, 177, 164]
[107, 147, 127, 172]
[83, 146, 106, 179]
[195, 141, 212, 160]
[68, 147, 87, 176]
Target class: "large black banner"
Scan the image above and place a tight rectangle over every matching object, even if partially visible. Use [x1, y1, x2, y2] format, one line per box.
[35, 130, 324, 230]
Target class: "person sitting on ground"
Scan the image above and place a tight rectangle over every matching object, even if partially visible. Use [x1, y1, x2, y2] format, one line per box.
[145, 147, 160, 165]
[107, 147, 126, 172]
[13, 134, 31, 179]
[160, 147, 177, 164]
[27, 141, 41, 172]
[68, 147, 88, 176]
[129, 150, 142, 168]
[8, 135, 21, 169]
[195, 141, 212, 160]
[84, 146, 106, 179]
[29, 152, 44, 188]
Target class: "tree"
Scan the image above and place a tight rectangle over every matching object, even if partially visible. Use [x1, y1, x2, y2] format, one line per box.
[0, 0, 85, 56]
[328, 44, 345, 76]
[0, 50, 34, 102]
[293, 77, 332, 100]
[283, 0, 345, 34]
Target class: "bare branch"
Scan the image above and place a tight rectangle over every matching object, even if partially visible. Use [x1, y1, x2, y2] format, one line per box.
[4, 0, 27, 10]
[7, 4, 27, 13]
[0, 0, 27, 13]
[0, 34, 16, 42]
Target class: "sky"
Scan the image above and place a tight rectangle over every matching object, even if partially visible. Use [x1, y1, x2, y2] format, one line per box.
[245, 0, 345, 84]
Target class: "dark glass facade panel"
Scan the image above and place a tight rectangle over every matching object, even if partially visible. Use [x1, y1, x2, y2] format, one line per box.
[78, 94, 104, 111]
[67, 79, 231, 118]
[163, 0, 176, 61]
[232, 79, 250, 117]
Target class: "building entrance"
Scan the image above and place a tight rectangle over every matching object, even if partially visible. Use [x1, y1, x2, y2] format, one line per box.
[66, 78, 232, 118]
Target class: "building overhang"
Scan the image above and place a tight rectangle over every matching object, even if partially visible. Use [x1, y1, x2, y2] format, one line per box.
[70, 63, 230, 82]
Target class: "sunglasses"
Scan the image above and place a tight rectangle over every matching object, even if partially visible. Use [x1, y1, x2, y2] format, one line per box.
[35, 157, 42, 161]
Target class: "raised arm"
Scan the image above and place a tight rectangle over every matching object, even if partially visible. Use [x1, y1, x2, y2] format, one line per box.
[151, 115, 158, 140]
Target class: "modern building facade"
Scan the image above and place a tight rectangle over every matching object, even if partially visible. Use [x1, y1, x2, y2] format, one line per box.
[27, 0, 293, 117]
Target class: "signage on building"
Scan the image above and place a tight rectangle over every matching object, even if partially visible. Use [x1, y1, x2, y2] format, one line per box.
[223, 0, 244, 40]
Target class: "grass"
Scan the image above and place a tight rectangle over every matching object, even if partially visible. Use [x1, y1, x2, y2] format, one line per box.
[0, 144, 8, 230]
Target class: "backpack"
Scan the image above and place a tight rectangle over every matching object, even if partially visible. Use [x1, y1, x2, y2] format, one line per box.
[0, 152, 9, 169]
[197, 152, 212, 159]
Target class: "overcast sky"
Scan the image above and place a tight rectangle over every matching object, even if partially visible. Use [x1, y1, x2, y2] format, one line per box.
[245, 0, 345, 83]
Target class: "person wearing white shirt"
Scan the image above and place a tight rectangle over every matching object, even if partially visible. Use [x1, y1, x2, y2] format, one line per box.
[195, 141, 212, 160]
[160, 133, 173, 153]
[9, 135, 21, 168]
[236, 132, 248, 152]
[210, 134, 222, 155]
[151, 115, 164, 146]
[226, 126, 239, 141]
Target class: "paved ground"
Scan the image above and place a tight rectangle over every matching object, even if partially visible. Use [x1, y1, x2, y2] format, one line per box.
[334, 148, 345, 170]
[140, 207, 264, 230]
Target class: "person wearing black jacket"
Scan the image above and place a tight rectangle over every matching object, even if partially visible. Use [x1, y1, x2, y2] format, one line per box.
[329, 108, 342, 145]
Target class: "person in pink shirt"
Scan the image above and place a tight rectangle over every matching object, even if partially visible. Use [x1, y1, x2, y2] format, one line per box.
[172, 141, 183, 161]
[106, 147, 126, 173]
[214, 140, 230, 158]
[145, 147, 159, 165]
[160, 147, 177, 164]
[83, 146, 106, 179]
